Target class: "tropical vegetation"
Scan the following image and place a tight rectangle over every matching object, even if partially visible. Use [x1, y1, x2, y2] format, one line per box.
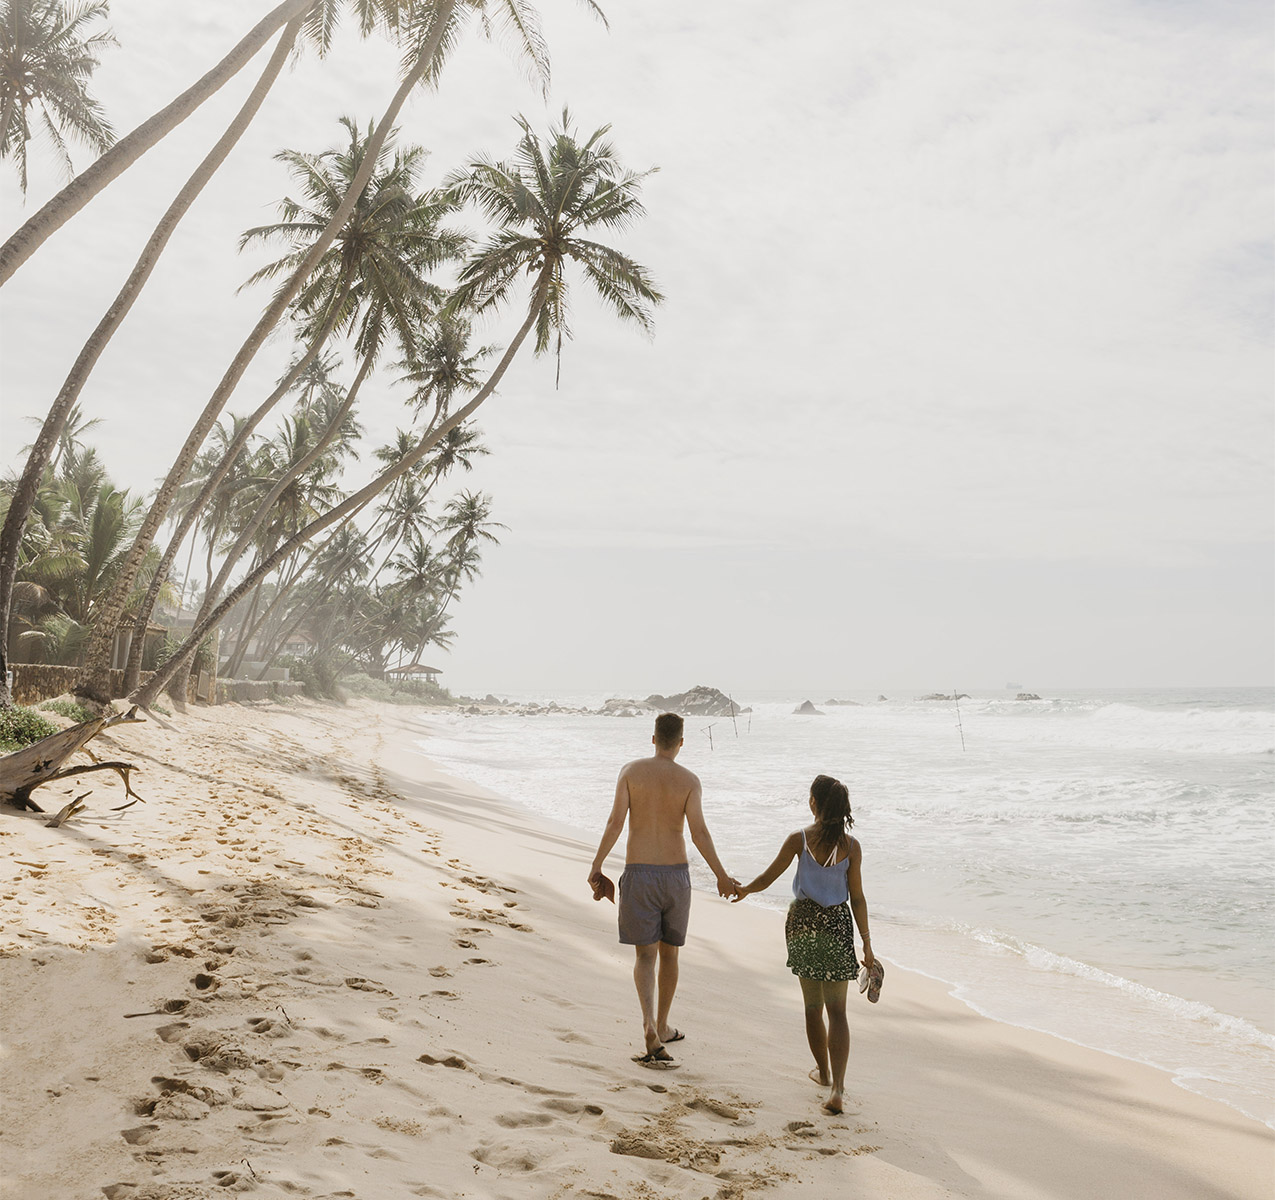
[0, 0, 662, 722]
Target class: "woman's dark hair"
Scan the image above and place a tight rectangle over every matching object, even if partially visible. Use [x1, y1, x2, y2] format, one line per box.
[810, 774, 852, 843]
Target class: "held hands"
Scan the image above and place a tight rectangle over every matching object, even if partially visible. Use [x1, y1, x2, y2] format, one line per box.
[716, 874, 742, 899]
[730, 885, 750, 903]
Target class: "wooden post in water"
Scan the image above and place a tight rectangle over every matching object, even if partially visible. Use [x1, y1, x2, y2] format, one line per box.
[954, 690, 966, 752]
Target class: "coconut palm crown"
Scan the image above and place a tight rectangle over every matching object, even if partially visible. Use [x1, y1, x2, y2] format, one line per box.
[444, 108, 662, 383]
[0, 0, 116, 192]
[240, 116, 467, 366]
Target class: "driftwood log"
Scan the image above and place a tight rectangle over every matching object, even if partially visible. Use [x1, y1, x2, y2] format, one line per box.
[0, 706, 145, 813]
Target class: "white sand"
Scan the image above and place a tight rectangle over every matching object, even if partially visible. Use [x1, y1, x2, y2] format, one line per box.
[1, 697, 1271, 1200]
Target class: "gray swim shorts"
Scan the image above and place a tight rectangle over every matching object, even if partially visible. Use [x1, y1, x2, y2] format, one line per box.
[618, 863, 692, 947]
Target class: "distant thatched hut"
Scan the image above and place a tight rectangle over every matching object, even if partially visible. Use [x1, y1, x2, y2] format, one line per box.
[384, 663, 443, 686]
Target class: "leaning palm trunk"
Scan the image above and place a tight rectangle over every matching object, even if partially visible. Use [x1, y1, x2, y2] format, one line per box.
[134, 267, 548, 709]
[163, 350, 374, 700]
[216, 350, 371, 611]
[76, 2, 459, 706]
[119, 288, 352, 693]
[224, 578, 267, 681]
[0, 17, 305, 710]
[228, 498, 377, 679]
[253, 586, 331, 679]
[0, 0, 317, 287]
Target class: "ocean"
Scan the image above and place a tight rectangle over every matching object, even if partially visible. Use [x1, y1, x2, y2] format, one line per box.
[412, 686, 1275, 1126]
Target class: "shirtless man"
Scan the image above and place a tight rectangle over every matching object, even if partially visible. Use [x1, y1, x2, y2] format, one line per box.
[588, 712, 738, 1068]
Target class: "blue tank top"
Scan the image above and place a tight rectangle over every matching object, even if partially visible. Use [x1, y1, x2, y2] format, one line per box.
[792, 831, 850, 907]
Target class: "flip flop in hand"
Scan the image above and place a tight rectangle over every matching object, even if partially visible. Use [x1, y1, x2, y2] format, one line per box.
[859, 959, 885, 1002]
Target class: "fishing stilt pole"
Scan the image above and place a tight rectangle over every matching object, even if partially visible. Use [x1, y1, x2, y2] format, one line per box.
[704, 723, 716, 751]
[729, 694, 739, 737]
[954, 689, 966, 752]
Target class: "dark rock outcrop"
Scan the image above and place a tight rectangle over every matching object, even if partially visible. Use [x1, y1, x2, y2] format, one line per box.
[1015, 692, 1042, 701]
[793, 700, 822, 715]
[640, 686, 742, 717]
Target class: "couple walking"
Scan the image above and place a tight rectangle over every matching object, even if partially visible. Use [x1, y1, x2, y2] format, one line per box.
[587, 712, 879, 1116]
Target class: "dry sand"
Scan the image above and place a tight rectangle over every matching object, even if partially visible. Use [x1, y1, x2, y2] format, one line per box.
[1, 697, 1271, 1200]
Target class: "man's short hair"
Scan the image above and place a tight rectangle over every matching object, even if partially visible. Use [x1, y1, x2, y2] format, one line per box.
[654, 712, 684, 749]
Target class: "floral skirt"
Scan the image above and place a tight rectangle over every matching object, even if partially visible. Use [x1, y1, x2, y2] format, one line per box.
[785, 898, 859, 982]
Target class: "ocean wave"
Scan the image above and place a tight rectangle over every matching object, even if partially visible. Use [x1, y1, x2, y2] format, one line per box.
[964, 928, 1275, 1048]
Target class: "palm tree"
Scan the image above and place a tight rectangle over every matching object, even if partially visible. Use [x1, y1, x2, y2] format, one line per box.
[0, 0, 116, 193]
[71, 0, 568, 705]
[0, 9, 307, 707]
[139, 117, 465, 699]
[0, 0, 321, 284]
[243, 408, 481, 677]
[438, 489, 504, 552]
[2, 452, 169, 668]
[21, 400, 101, 474]
[445, 107, 661, 377]
[134, 110, 659, 710]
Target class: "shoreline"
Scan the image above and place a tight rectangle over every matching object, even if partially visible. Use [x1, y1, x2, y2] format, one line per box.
[1, 696, 1271, 1199]
[416, 698, 1275, 1128]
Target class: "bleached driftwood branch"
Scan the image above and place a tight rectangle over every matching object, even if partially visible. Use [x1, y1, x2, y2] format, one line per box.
[1, 707, 145, 813]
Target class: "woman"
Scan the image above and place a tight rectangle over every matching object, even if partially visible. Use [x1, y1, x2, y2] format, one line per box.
[733, 774, 879, 1115]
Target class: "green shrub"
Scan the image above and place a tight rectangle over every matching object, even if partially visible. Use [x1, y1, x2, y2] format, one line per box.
[339, 672, 455, 707]
[152, 632, 215, 674]
[277, 653, 342, 700]
[0, 706, 59, 753]
[39, 698, 96, 724]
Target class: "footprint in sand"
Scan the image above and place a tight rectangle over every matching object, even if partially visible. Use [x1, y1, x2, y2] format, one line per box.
[470, 1141, 547, 1173]
[245, 1015, 290, 1038]
[540, 1098, 605, 1116]
[417, 1053, 468, 1070]
[495, 1110, 554, 1128]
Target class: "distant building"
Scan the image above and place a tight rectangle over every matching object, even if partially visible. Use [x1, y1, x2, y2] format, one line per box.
[384, 664, 442, 686]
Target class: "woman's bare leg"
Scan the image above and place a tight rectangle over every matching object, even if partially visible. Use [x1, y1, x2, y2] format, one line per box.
[798, 977, 830, 1085]
[823, 981, 850, 1114]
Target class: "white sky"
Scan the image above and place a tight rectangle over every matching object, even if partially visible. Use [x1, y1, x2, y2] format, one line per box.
[1, 0, 1271, 693]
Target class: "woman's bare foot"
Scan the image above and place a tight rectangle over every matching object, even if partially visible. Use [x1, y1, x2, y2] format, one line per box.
[809, 1067, 831, 1086]
[821, 1089, 844, 1115]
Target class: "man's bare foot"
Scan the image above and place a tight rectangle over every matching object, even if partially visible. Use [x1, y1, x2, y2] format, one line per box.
[821, 1089, 844, 1115]
[657, 1027, 684, 1044]
[809, 1067, 830, 1086]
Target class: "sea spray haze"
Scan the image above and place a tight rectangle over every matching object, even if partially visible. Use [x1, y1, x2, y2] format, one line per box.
[416, 686, 1275, 1126]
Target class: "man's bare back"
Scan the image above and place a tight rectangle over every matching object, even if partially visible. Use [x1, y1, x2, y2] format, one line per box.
[617, 755, 701, 865]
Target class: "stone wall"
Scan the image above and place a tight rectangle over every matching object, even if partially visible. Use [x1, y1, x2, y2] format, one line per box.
[214, 679, 306, 704]
[11, 664, 197, 707]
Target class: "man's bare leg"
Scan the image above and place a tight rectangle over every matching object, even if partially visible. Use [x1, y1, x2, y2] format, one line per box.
[799, 977, 830, 1085]
[823, 981, 850, 1114]
[633, 943, 663, 1052]
[656, 941, 680, 1042]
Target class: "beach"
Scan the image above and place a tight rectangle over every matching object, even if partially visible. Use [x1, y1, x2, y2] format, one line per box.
[1, 697, 1272, 1200]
